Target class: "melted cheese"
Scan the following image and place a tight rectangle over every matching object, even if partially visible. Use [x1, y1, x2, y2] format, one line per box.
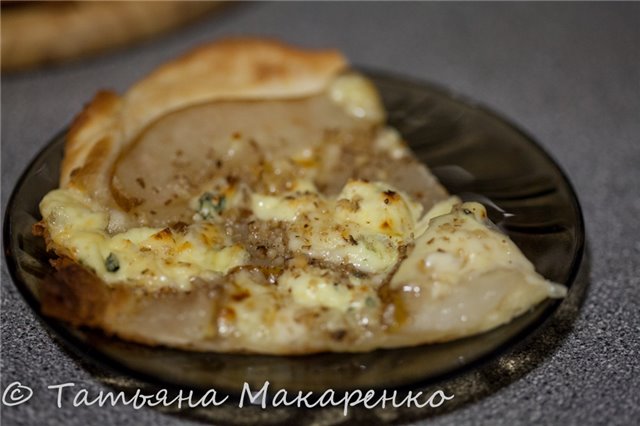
[413, 196, 461, 238]
[35, 63, 568, 353]
[250, 179, 423, 274]
[335, 180, 423, 240]
[251, 191, 318, 222]
[329, 73, 385, 121]
[279, 268, 353, 311]
[40, 182, 564, 318]
[391, 201, 567, 298]
[40, 189, 249, 289]
[374, 127, 409, 159]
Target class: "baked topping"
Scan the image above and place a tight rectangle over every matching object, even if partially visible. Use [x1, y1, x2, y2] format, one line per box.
[35, 38, 566, 353]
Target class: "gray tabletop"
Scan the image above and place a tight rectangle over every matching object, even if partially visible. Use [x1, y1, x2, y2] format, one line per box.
[2, 3, 639, 425]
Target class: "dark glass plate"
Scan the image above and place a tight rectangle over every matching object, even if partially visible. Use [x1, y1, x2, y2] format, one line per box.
[3, 71, 584, 395]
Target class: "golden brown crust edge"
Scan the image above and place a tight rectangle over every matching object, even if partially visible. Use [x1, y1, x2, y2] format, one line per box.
[60, 38, 348, 190]
[40, 258, 224, 350]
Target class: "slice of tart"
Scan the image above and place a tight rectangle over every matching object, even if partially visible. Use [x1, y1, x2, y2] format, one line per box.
[34, 38, 566, 354]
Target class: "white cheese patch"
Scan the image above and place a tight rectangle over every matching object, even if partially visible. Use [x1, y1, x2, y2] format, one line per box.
[279, 269, 353, 312]
[40, 188, 249, 289]
[335, 180, 423, 241]
[329, 73, 385, 121]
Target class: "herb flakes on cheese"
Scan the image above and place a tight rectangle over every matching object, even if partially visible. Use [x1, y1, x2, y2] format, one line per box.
[39, 188, 249, 290]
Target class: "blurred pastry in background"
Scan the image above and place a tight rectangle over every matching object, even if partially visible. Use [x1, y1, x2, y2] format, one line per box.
[1, 1, 223, 72]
